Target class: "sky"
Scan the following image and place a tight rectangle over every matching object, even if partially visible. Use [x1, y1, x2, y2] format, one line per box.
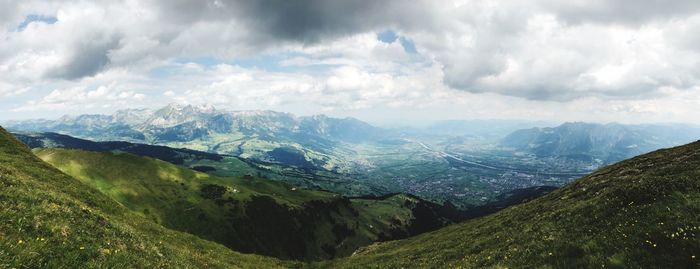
[1, 0, 700, 126]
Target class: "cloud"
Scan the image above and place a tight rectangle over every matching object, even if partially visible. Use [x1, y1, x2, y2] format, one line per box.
[231, 0, 437, 43]
[541, 0, 700, 25]
[46, 33, 121, 79]
[0, 1, 27, 30]
[2, 0, 700, 123]
[0, 82, 29, 97]
[146, 0, 440, 44]
[149, 35, 441, 112]
[174, 62, 440, 112]
[411, 1, 700, 101]
[13, 82, 147, 113]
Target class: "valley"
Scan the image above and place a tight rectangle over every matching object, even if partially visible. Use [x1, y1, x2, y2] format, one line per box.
[7, 105, 700, 209]
[326, 139, 700, 267]
[2, 123, 698, 267]
[32, 147, 464, 260]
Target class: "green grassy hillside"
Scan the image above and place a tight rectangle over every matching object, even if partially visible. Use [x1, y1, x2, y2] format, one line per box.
[34, 148, 460, 260]
[9, 122, 697, 268]
[325, 141, 700, 268]
[0, 127, 291, 268]
[12, 130, 391, 200]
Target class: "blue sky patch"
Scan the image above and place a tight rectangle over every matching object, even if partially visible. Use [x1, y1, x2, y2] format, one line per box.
[378, 30, 417, 54]
[377, 30, 398, 43]
[399, 37, 417, 54]
[17, 14, 57, 31]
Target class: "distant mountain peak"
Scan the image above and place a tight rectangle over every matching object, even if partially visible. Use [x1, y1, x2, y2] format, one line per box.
[5, 104, 387, 145]
[146, 103, 221, 128]
[196, 103, 217, 112]
[156, 103, 217, 114]
[57, 114, 73, 122]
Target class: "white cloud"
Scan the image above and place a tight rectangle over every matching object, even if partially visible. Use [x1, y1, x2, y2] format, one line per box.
[12, 78, 148, 113]
[1, 0, 700, 124]
[412, 1, 700, 101]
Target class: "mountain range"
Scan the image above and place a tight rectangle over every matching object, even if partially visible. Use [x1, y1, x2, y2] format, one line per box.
[4, 104, 386, 182]
[5, 103, 385, 145]
[6, 105, 700, 208]
[2, 123, 698, 267]
[500, 122, 700, 163]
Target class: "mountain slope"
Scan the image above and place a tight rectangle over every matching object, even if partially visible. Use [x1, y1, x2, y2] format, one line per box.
[13, 131, 226, 165]
[0, 127, 290, 268]
[33, 148, 463, 260]
[460, 186, 557, 219]
[326, 141, 700, 268]
[500, 122, 700, 163]
[12, 131, 343, 190]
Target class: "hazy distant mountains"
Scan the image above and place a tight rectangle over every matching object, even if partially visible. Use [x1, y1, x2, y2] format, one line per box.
[500, 122, 700, 163]
[6, 105, 700, 204]
[4, 104, 389, 174]
[7, 105, 700, 177]
[5, 103, 385, 145]
[10, 105, 697, 162]
[423, 119, 554, 139]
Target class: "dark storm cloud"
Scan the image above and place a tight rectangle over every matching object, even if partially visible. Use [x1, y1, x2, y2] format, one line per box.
[234, 0, 396, 43]
[150, 0, 437, 44]
[47, 34, 121, 80]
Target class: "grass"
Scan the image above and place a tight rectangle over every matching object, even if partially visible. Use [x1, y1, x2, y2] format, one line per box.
[0, 127, 292, 268]
[322, 141, 700, 268]
[7, 124, 698, 268]
[32, 148, 458, 261]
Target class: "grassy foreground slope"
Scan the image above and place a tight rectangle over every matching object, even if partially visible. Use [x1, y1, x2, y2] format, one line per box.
[0, 127, 291, 268]
[34, 148, 460, 260]
[325, 141, 700, 268]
